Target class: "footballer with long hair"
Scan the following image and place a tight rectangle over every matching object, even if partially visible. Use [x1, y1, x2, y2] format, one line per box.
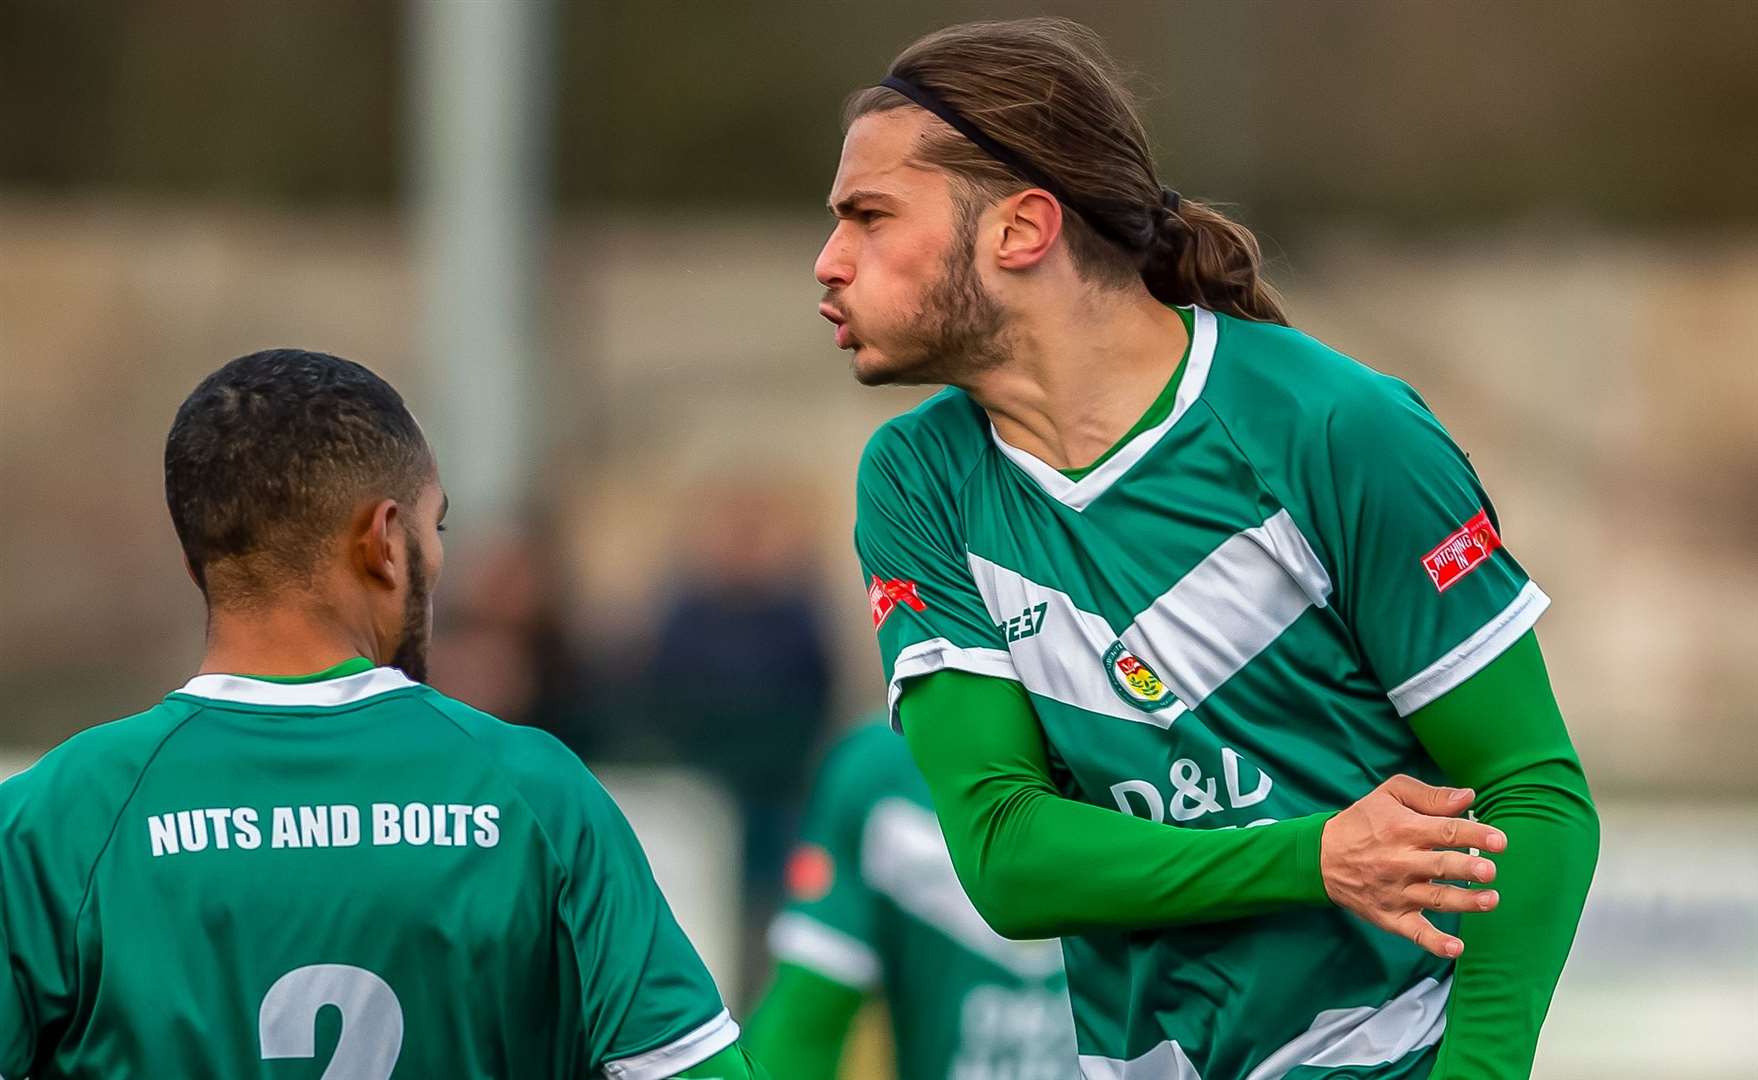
[824, 19, 1597, 1079]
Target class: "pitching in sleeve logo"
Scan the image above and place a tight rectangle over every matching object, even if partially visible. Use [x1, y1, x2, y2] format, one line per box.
[785, 843, 835, 902]
[1421, 508, 1503, 592]
[869, 575, 925, 630]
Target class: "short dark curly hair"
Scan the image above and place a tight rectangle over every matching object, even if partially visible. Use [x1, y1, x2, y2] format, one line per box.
[164, 349, 433, 602]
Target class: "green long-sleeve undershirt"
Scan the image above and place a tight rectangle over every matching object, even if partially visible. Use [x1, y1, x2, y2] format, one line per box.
[671, 1041, 771, 1079]
[1412, 631, 1598, 1079]
[900, 671, 1332, 939]
[744, 962, 866, 1079]
[901, 629, 1596, 1078]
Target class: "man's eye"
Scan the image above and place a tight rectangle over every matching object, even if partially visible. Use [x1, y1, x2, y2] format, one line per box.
[860, 210, 885, 225]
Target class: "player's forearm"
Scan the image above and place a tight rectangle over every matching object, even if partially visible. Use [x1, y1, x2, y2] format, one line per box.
[902, 670, 1330, 939]
[1427, 761, 1597, 1079]
[1412, 631, 1599, 1079]
[743, 962, 863, 1079]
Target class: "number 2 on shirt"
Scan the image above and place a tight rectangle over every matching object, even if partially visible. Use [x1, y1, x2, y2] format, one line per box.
[259, 964, 404, 1079]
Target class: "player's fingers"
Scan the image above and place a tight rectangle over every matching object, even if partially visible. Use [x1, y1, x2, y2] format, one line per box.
[1410, 881, 1500, 914]
[1383, 774, 1474, 817]
[1428, 850, 1498, 885]
[1393, 911, 1465, 959]
[1416, 815, 1507, 854]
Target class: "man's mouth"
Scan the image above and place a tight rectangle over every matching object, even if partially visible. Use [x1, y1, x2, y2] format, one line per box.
[819, 302, 858, 350]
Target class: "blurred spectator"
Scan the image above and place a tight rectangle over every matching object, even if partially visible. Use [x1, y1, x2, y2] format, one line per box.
[629, 481, 836, 982]
[428, 526, 595, 747]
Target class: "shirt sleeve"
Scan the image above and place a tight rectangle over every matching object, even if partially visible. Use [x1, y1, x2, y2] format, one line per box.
[0, 763, 80, 1077]
[854, 425, 1018, 729]
[1306, 374, 1549, 715]
[766, 729, 886, 991]
[562, 772, 739, 1080]
[0, 888, 34, 1077]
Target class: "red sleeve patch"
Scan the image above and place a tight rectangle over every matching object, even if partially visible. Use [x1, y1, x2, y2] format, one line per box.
[1421, 509, 1503, 592]
[784, 843, 835, 902]
[868, 576, 925, 630]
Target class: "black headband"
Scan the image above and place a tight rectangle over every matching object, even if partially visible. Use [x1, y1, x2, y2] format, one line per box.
[879, 74, 1178, 251]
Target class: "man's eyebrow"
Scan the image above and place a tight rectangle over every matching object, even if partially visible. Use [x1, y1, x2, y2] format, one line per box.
[829, 189, 898, 216]
[439, 493, 450, 521]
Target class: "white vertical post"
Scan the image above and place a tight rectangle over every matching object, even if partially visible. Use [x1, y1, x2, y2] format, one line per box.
[411, 0, 554, 527]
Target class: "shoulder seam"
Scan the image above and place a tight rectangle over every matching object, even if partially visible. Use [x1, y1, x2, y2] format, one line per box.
[877, 398, 990, 503]
[950, 435, 988, 504]
[70, 703, 211, 998]
[1194, 398, 1299, 531]
[414, 696, 585, 962]
[1193, 396, 1345, 590]
[415, 696, 574, 884]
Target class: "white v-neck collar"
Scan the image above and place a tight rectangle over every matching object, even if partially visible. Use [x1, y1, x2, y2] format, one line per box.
[172, 668, 419, 707]
[989, 305, 1217, 511]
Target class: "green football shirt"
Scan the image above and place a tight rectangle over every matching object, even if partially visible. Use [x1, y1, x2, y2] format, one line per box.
[854, 307, 1549, 1079]
[769, 721, 1074, 1079]
[0, 664, 737, 1079]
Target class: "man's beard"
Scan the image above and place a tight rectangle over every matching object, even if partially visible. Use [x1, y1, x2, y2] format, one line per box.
[854, 208, 1009, 387]
[389, 532, 432, 683]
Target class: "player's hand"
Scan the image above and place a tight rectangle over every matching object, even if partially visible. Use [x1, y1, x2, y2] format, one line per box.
[1319, 774, 1505, 959]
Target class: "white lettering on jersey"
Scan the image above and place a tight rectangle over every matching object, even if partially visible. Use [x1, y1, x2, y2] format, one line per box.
[472, 805, 500, 847]
[234, 807, 262, 849]
[204, 808, 233, 849]
[297, 805, 329, 848]
[148, 813, 180, 857]
[402, 803, 432, 845]
[272, 806, 299, 848]
[1109, 746, 1280, 828]
[147, 803, 502, 857]
[332, 804, 361, 847]
[373, 802, 401, 845]
[176, 809, 209, 852]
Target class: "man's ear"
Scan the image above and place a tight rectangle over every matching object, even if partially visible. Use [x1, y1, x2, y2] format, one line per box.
[355, 498, 403, 589]
[994, 188, 1064, 271]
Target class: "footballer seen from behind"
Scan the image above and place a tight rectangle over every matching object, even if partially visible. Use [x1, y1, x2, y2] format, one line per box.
[745, 719, 1075, 1079]
[0, 350, 764, 1079]
[824, 18, 1599, 1080]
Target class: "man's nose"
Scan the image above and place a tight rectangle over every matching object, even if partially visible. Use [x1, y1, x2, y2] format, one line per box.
[815, 228, 853, 290]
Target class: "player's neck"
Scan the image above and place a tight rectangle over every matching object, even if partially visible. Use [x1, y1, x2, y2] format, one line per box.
[197, 598, 382, 679]
[965, 285, 1188, 472]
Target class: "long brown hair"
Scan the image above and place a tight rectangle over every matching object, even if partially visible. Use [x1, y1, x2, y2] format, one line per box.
[845, 18, 1288, 325]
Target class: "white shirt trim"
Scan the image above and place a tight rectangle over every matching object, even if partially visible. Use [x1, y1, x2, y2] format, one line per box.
[171, 668, 418, 708]
[888, 637, 1019, 732]
[1387, 581, 1551, 716]
[990, 305, 1217, 511]
[1242, 975, 1450, 1080]
[601, 1009, 740, 1080]
[1079, 976, 1450, 1080]
[768, 912, 881, 990]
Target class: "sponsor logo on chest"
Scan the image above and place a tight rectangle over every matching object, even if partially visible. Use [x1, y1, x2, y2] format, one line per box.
[1102, 641, 1181, 713]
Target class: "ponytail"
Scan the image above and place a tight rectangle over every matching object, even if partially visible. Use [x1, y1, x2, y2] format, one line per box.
[850, 18, 1290, 326]
[1142, 194, 1288, 325]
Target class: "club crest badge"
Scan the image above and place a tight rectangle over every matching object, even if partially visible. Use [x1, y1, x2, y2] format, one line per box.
[1104, 641, 1180, 712]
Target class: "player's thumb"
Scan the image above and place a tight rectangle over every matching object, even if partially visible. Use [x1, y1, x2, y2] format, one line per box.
[1384, 774, 1474, 816]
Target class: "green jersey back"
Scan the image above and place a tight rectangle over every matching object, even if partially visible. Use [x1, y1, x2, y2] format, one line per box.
[0, 667, 736, 1080]
[769, 722, 1074, 1080]
[855, 308, 1549, 1080]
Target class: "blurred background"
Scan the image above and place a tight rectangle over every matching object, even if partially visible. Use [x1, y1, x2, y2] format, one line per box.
[2, 1, 1754, 1076]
